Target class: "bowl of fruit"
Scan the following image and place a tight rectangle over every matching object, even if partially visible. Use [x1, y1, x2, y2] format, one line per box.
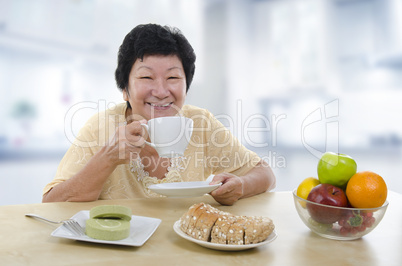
[293, 152, 389, 240]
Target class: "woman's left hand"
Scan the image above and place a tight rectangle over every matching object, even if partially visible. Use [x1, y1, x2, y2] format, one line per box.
[209, 173, 244, 206]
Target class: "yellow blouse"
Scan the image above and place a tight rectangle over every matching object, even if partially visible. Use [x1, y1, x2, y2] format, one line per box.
[43, 103, 261, 199]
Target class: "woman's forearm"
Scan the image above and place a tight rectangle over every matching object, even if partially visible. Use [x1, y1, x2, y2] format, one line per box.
[240, 160, 276, 199]
[42, 146, 117, 202]
[43, 122, 145, 202]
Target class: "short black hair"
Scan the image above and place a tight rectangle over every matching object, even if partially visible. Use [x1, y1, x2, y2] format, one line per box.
[115, 23, 196, 93]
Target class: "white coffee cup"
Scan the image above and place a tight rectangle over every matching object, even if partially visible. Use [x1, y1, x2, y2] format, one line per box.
[141, 116, 193, 158]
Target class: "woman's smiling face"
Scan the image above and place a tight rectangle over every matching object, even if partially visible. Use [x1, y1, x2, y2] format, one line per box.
[124, 54, 187, 120]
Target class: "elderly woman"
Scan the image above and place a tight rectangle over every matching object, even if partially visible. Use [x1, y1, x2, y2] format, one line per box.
[42, 23, 275, 205]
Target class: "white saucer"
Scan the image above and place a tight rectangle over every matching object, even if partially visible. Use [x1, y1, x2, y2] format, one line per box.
[148, 181, 221, 198]
[173, 220, 277, 251]
[51, 210, 161, 246]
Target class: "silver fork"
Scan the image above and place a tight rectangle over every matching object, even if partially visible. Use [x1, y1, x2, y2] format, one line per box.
[25, 214, 85, 236]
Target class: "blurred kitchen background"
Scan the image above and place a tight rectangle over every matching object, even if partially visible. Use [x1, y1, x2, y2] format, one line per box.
[1, 0, 402, 205]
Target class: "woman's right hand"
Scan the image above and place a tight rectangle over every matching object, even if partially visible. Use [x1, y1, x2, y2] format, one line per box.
[105, 120, 148, 165]
[42, 120, 149, 203]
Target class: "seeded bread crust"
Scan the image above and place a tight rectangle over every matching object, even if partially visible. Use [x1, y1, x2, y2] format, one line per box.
[179, 203, 204, 232]
[186, 203, 208, 238]
[243, 217, 256, 245]
[227, 216, 247, 245]
[211, 214, 236, 244]
[256, 217, 275, 243]
[180, 203, 275, 245]
[193, 205, 220, 241]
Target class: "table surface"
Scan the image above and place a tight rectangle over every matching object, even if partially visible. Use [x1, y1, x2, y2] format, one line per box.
[1, 191, 401, 266]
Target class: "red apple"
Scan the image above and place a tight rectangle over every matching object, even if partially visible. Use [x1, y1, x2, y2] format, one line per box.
[306, 184, 348, 224]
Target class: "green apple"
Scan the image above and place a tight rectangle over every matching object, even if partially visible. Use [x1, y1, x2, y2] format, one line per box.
[317, 152, 357, 188]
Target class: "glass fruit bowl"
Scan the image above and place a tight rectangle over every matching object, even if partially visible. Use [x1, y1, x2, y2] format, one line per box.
[292, 189, 388, 240]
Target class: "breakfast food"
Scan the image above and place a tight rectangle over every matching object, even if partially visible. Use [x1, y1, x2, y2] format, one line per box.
[86, 218, 130, 241]
[295, 151, 388, 238]
[89, 205, 132, 221]
[85, 205, 132, 241]
[179, 203, 274, 245]
[210, 213, 236, 244]
[346, 171, 387, 208]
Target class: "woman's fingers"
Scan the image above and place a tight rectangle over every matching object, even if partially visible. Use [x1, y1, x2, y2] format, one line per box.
[124, 121, 147, 147]
[210, 173, 244, 205]
[107, 121, 148, 164]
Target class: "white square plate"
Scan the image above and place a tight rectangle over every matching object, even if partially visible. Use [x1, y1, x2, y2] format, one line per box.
[51, 210, 161, 246]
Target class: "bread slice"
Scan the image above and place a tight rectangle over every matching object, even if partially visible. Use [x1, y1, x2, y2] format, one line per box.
[179, 203, 204, 233]
[210, 214, 236, 244]
[243, 216, 275, 244]
[193, 205, 220, 241]
[243, 217, 256, 245]
[256, 216, 275, 243]
[227, 216, 247, 245]
[186, 203, 208, 238]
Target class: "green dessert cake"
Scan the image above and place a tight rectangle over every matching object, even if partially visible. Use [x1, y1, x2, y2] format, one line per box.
[86, 218, 130, 241]
[85, 205, 132, 241]
[89, 205, 132, 221]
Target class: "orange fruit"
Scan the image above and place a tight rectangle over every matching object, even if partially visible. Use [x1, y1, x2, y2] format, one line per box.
[346, 171, 387, 208]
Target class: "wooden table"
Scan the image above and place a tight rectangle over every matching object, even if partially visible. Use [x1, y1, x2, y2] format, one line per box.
[1, 191, 401, 265]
